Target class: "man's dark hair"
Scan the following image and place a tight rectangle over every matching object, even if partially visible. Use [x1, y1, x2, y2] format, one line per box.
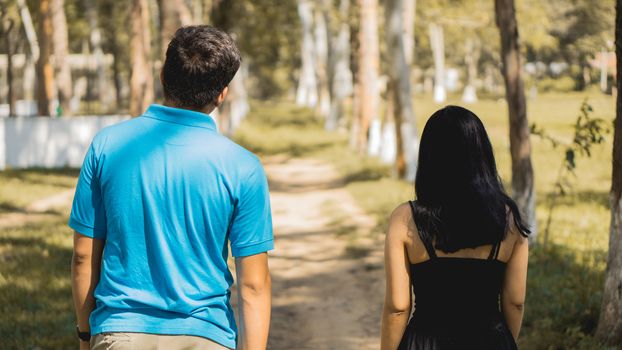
[162, 25, 241, 110]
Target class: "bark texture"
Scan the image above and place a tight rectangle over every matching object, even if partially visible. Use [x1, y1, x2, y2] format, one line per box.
[314, 2, 330, 117]
[296, 0, 318, 107]
[17, 0, 38, 101]
[51, 0, 72, 116]
[386, 0, 417, 179]
[596, 0, 622, 343]
[0, 11, 16, 116]
[158, 0, 192, 58]
[356, 0, 380, 153]
[429, 22, 445, 103]
[35, 0, 55, 116]
[495, 0, 537, 241]
[326, 0, 353, 131]
[129, 0, 154, 117]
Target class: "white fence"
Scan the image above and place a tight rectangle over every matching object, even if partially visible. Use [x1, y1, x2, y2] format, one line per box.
[0, 115, 130, 170]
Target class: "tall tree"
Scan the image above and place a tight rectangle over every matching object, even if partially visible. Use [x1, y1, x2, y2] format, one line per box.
[314, 1, 330, 117]
[16, 0, 38, 102]
[495, 0, 537, 241]
[429, 22, 446, 103]
[35, 0, 55, 116]
[461, 38, 479, 103]
[596, 0, 622, 343]
[355, 0, 380, 152]
[158, 0, 192, 58]
[51, 0, 72, 116]
[296, 0, 318, 107]
[403, 0, 415, 66]
[0, 4, 17, 117]
[386, 0, 417, 179]
[129, 0, 154, 116]
[86, 0, 110, 110]
[326, 0, 353, 131]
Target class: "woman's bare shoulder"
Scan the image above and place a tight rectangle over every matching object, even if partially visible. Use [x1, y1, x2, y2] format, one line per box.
[388, 202, 417, 243]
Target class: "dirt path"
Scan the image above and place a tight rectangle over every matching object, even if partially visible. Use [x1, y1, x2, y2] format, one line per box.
[0, 189, 74, 229]
[265, 157, 385, 350]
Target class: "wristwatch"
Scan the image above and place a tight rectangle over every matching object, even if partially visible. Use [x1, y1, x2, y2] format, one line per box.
[76, 326, 91, 342]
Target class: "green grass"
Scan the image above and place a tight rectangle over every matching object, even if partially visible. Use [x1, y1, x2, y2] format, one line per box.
[0, 92, 615, 349]
[0, 168, 79, 212]
[0, 217, 75, 349]
[234, 92, 616, 349]
[0, 169, 77, 348]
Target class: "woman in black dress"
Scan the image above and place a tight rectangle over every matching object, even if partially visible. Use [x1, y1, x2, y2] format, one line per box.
[381, 106, 530, 350]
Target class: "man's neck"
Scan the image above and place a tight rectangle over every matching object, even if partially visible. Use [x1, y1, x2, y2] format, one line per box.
[163, 99, 216, 115]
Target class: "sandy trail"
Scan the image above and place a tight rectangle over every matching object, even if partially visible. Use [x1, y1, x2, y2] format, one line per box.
[0, 189, 74, 229]
[0, 158, 387, 349]
[264, 157, 385, 350]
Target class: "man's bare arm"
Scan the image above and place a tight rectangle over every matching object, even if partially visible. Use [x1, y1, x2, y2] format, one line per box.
[71, 231, 104, 346]
[235, 253, 271, 350]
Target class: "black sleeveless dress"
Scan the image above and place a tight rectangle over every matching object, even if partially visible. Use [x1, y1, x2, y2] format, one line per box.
[398, 201, 518, 350]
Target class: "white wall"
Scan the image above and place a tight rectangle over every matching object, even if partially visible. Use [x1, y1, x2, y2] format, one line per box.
[1, 115, 129, 170]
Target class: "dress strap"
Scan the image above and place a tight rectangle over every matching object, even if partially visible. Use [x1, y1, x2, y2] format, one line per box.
[409, 201, 437, 259]
[488, 240, 501, 260]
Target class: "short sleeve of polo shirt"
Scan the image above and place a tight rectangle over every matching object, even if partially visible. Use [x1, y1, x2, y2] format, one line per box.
[229, 163, 274, 257]
[68, 142, 107, 240]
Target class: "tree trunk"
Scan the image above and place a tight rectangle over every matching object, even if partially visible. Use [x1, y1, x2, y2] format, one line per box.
[314, 2, 330, 118]
[403, 0, 415, 66]
[596, 0, 622, 343]
[217, 62, 249, 136]
[36, 0, 55, 116]
[110, 29, 123, 111]
[326, 0, 353, 131]
[158, 0, 192, 58]
[356, 0, 380, 153]
[386, 0, 417, 179]
[51, 0, 72, 116]
[17, 0, 38, 102]
[0, 11, 16, 117]
[462, 38, 479, 104]
[86, 0, 111, 111]
[429, 22, 446, 103]
[129, 0, 154, 117]
[296, 0, 318, 107]
[495, 0, 537, 241]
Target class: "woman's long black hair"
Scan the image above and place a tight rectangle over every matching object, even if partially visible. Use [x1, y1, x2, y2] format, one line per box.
[413, 105, 530, 253]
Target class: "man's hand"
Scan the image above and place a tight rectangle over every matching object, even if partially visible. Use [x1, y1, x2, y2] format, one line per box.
[71, 231, 104, 345]
[235, 253, 271, 350]
[79, 340, 90, 350]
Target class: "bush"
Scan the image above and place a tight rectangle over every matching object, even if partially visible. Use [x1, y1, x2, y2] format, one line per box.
[537, 76, 577, 93]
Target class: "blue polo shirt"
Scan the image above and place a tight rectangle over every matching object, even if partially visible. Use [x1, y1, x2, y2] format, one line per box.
[69, 104, 273, 349]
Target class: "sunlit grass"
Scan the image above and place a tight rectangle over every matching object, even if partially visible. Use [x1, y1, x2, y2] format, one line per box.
[0, 91, 615, 349]
[0, 168, 78, 212]
[236, 91, 616, 349]
[0, 217, 75, 349]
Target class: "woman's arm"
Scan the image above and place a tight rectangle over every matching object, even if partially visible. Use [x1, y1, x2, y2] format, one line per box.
[501, 232, 528, 340]
[381, 204, 413, 350]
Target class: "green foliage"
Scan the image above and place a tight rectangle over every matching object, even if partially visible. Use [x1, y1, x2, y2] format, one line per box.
[531, 99, 609, 247]
[212, 0, 301, 99]
[233, 101, 343, 156]
[518, 246, 611, 350]
[535, 76, 577, 93]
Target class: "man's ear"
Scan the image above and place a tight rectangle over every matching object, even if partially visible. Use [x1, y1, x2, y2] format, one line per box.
[214, 86, 229, 108]
[160, 70, 164, 86]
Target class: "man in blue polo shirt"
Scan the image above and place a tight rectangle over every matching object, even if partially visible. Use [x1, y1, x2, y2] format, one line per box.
[70, 26, 273, 350]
